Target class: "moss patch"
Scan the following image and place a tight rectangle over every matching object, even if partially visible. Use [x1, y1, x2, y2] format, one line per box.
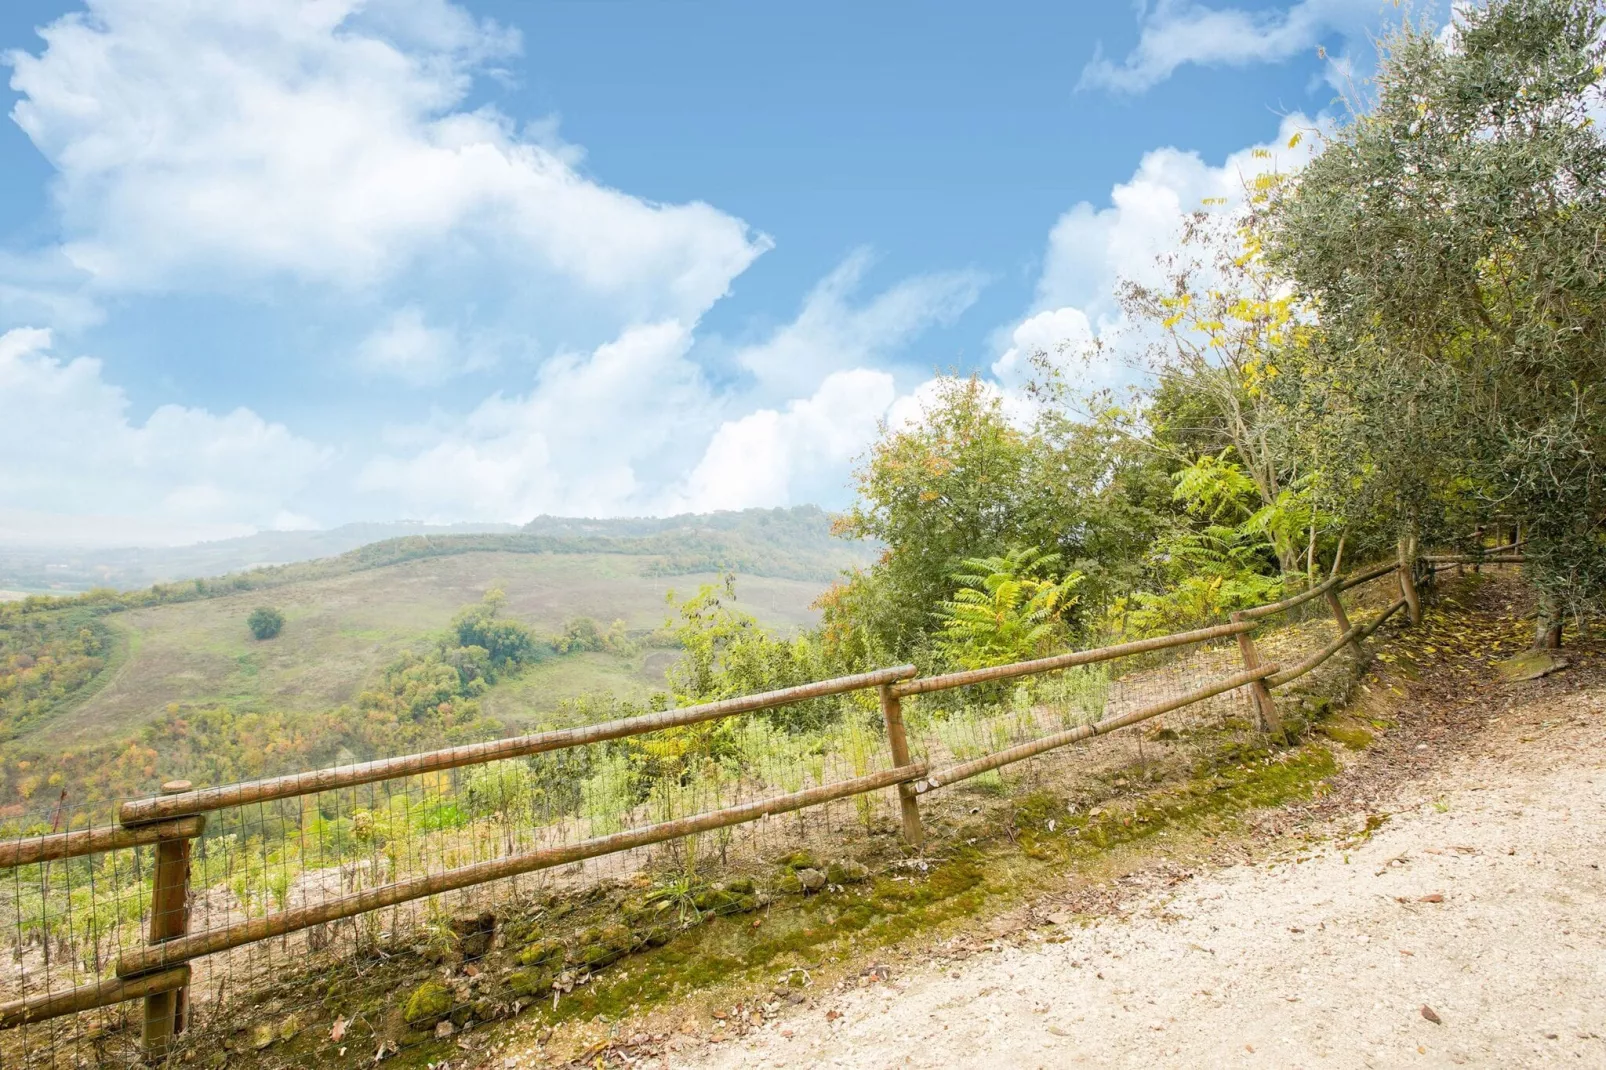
[401, 981, 452, 1028]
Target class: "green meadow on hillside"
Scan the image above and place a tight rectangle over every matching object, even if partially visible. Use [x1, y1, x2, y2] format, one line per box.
[0, 508, 866, 816]
[42, 552, 824, 748]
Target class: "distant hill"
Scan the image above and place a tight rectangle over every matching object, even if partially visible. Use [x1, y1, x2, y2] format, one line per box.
[0, 508, 875, 594]
[0, 521, 518, 593]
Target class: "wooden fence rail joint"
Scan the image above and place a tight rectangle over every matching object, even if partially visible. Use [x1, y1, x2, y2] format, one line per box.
[0, 815, 205, 870]
[0, 966, 191, 1031]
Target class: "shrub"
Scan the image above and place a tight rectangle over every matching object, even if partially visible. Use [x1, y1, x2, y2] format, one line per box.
[247, 607, 284, 641]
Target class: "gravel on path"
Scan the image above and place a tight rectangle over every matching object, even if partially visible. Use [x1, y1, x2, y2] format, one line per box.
[675, 687, 1606, 1070]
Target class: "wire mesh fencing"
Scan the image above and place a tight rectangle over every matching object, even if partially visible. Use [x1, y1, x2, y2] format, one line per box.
[0, 562, 1411, 1067]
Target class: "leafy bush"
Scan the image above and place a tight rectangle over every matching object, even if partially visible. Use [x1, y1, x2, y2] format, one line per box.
[935, 548, 1082, 670]
[246, 607, 284, 640]
[451, 589, 546, 668]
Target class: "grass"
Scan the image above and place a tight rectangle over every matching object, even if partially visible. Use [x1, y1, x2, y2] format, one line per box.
[29, 552, 828, 749]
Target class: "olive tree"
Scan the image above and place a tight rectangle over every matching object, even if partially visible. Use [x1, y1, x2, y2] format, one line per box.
[1269, 0, 1606, 643]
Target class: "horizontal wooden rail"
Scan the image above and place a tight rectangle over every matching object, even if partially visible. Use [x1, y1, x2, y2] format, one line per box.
[117, 762, 926, 977]
[1267, 625, 1365, 688]
[1425, 541, 1522, 561]
[119, 666, 918, 826]
[1356, 598, 1407, 641]
[0, 967, 190, 1030]
[891, 620, 1257, 698]
[1422, 553, 1524, 565]
[0, 817, 204, 870]
[1269, 595, 1406, 688]
[1337, 561, 1401, 593]
[1236, 574, 1344, 620]
[913, 664, 1278, 792]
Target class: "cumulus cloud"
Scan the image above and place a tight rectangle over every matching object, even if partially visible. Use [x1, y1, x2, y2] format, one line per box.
[672, 369, 898, 513]
[0, 327, 327, 542]
[359, 246, 980, 520]
[359, 320, 704, 520]
[6, 0, 768, 327]
[1079, 0, 1391, 94]
[990, 307, 1095, 389]
[731, 250, 982, 402]
[355, 307, 462, 385]
[987, 113, 1321, 399]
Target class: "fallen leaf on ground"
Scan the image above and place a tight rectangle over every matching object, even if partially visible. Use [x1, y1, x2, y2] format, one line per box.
[1421, 1005, 1443, 1024]
[1419, 893, 1445, 903]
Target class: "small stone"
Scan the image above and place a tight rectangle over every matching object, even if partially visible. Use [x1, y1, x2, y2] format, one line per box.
[777, 850, 819, 871]
[796, 868, 827, 893]
[251, 1024, 276, 1051]
[1421, 1005, 1442, 1025]
[777, 873, 805, 895]
[435, 1020, 455, 1039]
[403, 981, 454, 1028]
[569, 923, 635, 969]
[825, 861, 870, 884]
[508, 968, 554, 999]
[516, 938, 564, 968]
[1496, 649, 1568, 682]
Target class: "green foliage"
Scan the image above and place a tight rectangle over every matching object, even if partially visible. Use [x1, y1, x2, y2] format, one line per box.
[935, 548, 1083, 670]
[451, 589, 545, 669]
[834, 377, 1167, 660]
[554, 616, 604, 654]
[246, 606, 284, 641]
[1268, 0, 1606, 627]
[0, 608, 115, 742]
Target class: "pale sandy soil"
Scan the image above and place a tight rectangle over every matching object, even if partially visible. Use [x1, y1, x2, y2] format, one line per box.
[673, 686, 1606, 1070]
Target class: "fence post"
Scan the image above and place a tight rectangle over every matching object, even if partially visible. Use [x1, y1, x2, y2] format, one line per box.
[142, 780, 198, 1062]
[1324, 588, 1365, 659]
[1397, 538, 1422, 625]
[877, 685, 924, 848]
[1229, 613, 1281, 732]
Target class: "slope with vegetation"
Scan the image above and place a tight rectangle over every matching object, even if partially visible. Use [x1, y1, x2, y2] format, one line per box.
[0, 510, 858, 821]
[0, 6, 1601, 1064]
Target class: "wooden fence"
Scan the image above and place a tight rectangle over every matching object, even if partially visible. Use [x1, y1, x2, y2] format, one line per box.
[0, 552, 1469, 1061]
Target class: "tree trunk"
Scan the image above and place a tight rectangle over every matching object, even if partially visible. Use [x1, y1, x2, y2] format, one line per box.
[1533, 587, 1564, 649]
[1397, 535, 1421, 625]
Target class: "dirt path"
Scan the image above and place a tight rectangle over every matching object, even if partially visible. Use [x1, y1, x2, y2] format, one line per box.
[673, 684, 1606, 1069]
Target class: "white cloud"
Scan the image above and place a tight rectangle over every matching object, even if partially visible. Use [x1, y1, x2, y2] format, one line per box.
[1079, 0, 1389, 94]
[673, 369, 897, 513]
[359, 320, 706, 520]
[6, 0, 768, 326]
[732, 250, 982, 402]
[355, 306, 460, 385]
[0, 327, 327, 540]
[359, 247, 980, 520]
[990, 307, 1095, 389]
[1040, 114, 1318, 315]
[987, 113, 1321, 398]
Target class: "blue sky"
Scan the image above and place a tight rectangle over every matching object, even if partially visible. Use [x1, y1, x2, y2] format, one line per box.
[0, 0, 1437, 546]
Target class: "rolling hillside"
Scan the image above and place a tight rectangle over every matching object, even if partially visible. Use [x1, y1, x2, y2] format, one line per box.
[41, 552, 825, 748]
[0, 507, 869, 814]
